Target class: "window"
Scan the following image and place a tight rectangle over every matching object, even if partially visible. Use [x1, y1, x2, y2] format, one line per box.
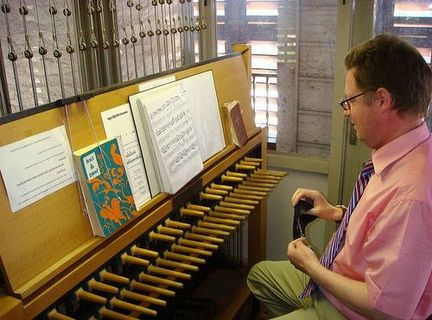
[374, 0, 432, 129]
[217, 0, 338, 157]
[375, 1, 431, 64]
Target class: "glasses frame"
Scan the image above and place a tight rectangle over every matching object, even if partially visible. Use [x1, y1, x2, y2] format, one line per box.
[338, 92, 365, 110]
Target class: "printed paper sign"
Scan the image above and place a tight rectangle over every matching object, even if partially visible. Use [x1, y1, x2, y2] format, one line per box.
[0, 126, 76, 212]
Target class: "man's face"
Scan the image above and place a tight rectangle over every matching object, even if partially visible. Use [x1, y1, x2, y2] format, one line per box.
[343, 69, 379, 148]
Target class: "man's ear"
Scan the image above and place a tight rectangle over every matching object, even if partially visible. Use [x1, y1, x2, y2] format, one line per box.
[375, 87, 394, 111]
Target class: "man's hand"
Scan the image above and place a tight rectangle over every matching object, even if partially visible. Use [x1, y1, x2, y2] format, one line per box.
[292, 188, 343, 222]
[287, 240, 401, 320]
[287, 237, 320, 274]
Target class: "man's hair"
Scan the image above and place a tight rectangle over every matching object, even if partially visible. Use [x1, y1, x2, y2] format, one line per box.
[345, 34, 432, 116]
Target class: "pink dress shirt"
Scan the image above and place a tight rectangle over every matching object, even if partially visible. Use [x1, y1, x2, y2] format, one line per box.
[323, 123, 432, 319]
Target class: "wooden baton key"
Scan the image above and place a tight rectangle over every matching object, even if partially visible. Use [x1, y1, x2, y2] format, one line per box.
[109, 297, 157, 317]
[98, 306, 140, 320]
[138, 272, 183, 289]
[87, 279, 119, 295]
[130, 279, 176, 297]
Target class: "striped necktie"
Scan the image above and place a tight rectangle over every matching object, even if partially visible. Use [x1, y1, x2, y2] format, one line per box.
[300, 159, 375, 298]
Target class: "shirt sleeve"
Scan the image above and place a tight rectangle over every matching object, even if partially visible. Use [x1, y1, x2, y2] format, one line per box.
[364, 199, 432, 318]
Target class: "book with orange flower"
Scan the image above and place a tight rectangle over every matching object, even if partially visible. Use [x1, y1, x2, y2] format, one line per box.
[73, 137, 137, 237]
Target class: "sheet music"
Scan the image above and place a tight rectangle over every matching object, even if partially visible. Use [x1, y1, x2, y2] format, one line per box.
[178, 71, 225, 160]
[137, 84, 203, 194]
[128, 77, 175, 196]
[100, 104, 152, 208]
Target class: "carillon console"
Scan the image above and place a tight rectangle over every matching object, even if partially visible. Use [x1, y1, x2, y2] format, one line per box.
[0, 51, 286, 320]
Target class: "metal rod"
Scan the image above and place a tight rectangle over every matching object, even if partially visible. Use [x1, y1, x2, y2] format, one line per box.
[147, 19, 155, 74]
[49, 0, 66, 98]
[186, 0, 194, 63]
[184, 15, 190, 64]
[180, 0, 187, 64]
[167, 0, 176, 68]
[98, 0, 112, 86]
[20, 0, 38, 106]
[64, 0, 78, 95]
[2, 0, 23, 111]
[109, 0, 122, 82]
[34, 0, 51, 102]
[152, 2, 162, 72]
[171, 16, 177, 68]
[120, 1, 130, 80]
[190, 16, 198, 63]
[136, 0, 146, 76]
[164, 17, 171, 69]
[201, 16, 207, 31]
[156, 18, 163, 71]
[160, 0, 169, 69]
[127, 0, 138, 78]
[0, 44, 10, 115]
[177, 15, 184, 67]
[88, 0, 101, 88]
[76, 0, 89, 90]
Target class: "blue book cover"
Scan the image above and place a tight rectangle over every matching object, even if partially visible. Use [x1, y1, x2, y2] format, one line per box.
[74, 137, 137, 237]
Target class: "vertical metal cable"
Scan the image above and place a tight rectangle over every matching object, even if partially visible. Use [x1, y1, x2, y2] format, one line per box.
[2, 0, 23, 111]
[20, 0, 38, 106]
[34, 0, 51, 102]
[64, 0, 78, 95]
[49, 0, 66, 98]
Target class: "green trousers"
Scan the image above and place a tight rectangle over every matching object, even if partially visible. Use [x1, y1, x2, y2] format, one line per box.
[247, 260, 346, 319]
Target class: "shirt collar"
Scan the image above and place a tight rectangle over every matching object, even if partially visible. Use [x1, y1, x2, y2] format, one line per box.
[372, 122, 431, 176]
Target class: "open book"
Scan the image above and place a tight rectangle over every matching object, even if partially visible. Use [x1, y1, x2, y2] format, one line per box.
[73, 137, 138, 237]
[131, 84, 204, 194]
[129, 71, 225, 195]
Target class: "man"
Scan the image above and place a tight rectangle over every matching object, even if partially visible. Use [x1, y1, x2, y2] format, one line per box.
[247, 34, 432, 319]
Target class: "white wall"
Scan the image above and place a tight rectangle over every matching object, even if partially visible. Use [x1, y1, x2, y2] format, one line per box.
[265, 168, 328, 261]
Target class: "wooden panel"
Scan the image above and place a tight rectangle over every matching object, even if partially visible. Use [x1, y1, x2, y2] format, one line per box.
[23, 194, 172, 318]
[66, 83, 142, 152]
[23, 130, 265, 319]
[0, 53, 256, 300]
[68, 54, 255, 153]
[0, 107, 94, 294]
[0, 290, 25, 320]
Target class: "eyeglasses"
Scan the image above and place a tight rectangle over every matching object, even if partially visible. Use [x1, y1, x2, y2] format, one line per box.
[338, 92, 365, 110]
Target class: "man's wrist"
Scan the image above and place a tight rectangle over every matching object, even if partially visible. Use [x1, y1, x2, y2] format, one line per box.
[335, 205, 347, 222]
